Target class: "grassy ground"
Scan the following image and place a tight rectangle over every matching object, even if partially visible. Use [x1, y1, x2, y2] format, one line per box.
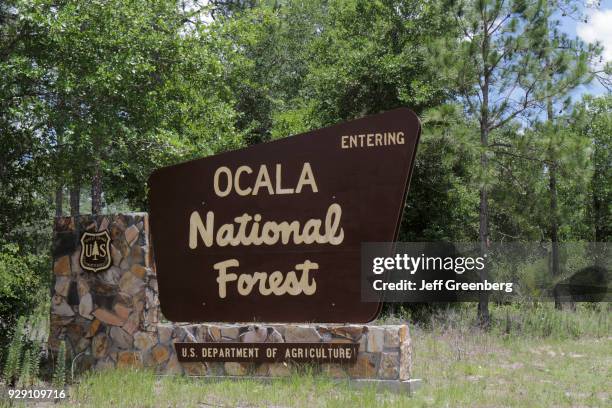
[2, 304, 610, 407]
[411, 326, 610, 406]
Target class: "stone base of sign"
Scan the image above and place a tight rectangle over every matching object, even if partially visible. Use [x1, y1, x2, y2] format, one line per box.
[124, 322, 412, 380]
[173, 376, 422, 395]
[349, 378, 421, 394]
[48, 213, 413, 382]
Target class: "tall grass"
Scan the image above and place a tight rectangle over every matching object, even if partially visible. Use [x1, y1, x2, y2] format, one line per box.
[67, 367, 411, 408]
[2, 316, 25, 384]
[382, 302, 611, 340]
[1, 300, 50, 387]
[56, 303, 610, 407]
[70, 369, 158, 407]
[51, 341, 66, 388]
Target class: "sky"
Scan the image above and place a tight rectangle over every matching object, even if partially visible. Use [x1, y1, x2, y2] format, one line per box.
[564, 0, 612, 97]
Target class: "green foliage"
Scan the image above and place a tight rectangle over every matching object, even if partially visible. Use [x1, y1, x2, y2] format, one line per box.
[36, 0, 246, 210]
[0, 245, 48, 356]
[270, 104, 318, 140]
[402, 104, 480, 241]
[424, 1, 605, 322]
[388, 302, 610, 340]
[1, 0, 246, 216]
[2, 316, 25, 384]
[210, 1, 327, 144]
[485, 94, 611, 245]
[2, 302, 48, 385]
[431, 0, 600, 223]
[572, 95, 612, 242]
[286, 0, 454, 127]
[52, 340, 67, 388]
[17, 343, 33, 387]
[0, 0, 54, 240]
[215, 0, 454, 139]
[2, 0, 606, 242]
[23, 340, 42, 386]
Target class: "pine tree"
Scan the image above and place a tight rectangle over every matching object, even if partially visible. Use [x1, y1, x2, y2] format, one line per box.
[433, 0, 600, 325]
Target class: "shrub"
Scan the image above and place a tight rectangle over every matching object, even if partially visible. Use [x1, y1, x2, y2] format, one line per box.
[0, 244, 47, 362]
[2, 305, 48, 386]
[2, 316, 25, 384]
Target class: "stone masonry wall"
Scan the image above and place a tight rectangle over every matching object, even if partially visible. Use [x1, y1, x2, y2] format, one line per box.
[49, 214, 412, 380]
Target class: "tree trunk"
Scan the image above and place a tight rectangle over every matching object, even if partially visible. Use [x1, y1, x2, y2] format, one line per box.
[478, 135, 490, 327]
[591, 164, 608, 269]
[549, 165, 562, 309]
[91, 162, 102, 215]
[55, 185, 63, 217]
[70, 182, 80, 216]
[388, 303, 396, 318]
[546, 92, 571, 310]
[592, 171, 606, 243]
[546, 98, 561, 309]
[477, 24, 491, 328]
[478, 95, 490, 326]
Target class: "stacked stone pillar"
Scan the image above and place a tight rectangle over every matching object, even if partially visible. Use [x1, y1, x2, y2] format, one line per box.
[50, 213, 159, 370]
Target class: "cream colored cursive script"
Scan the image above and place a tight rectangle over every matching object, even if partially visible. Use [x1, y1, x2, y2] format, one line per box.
[189, 203, 345, 249]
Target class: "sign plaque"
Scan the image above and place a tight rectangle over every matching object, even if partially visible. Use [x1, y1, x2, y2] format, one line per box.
[175, 342, 359, 364]
[148, 108, 420, 323]
[79, 231, 111, 273]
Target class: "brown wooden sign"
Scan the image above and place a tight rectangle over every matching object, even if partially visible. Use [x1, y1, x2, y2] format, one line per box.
[175, 343, 359, 364]
[148, 107, 420, 323]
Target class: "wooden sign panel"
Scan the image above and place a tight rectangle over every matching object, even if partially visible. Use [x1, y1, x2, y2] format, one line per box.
[148, 108, 420, 323]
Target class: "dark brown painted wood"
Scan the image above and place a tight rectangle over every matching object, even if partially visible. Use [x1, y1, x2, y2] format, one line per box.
[148, 108, 420, 323]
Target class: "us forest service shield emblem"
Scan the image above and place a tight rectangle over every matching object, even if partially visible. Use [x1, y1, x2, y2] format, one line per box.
[79, 231, 111, 272]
